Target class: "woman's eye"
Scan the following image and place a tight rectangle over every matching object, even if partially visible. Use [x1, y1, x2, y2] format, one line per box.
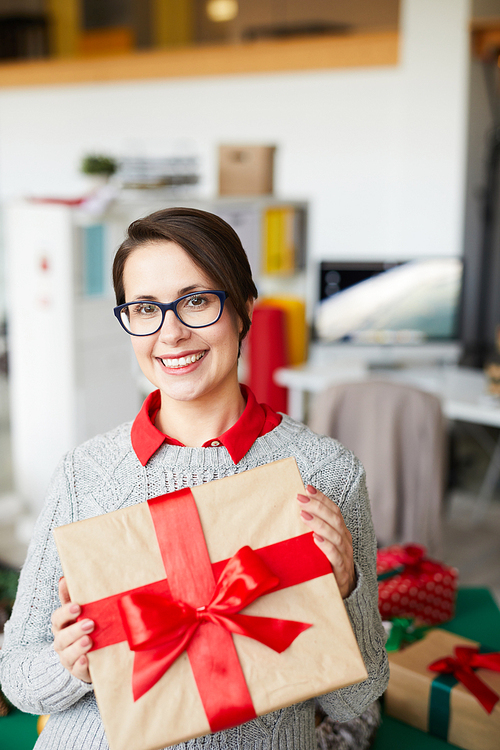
[132, 304, 158, 315]
[186, 295, 207, 307]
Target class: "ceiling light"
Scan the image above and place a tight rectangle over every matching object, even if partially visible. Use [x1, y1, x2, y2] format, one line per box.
[206, 0, 238, 23]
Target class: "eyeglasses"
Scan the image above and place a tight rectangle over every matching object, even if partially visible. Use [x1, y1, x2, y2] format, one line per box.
[114, 290, 227, 336]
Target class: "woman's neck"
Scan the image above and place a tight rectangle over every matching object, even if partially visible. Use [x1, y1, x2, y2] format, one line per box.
[155, 382, 246, 447]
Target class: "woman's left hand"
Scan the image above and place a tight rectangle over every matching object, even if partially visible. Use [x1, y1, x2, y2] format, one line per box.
[297, 485, 356, 599]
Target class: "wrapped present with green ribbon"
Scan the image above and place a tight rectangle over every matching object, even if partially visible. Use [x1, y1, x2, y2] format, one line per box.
[384, 617, 428, 652]
[385, 628, 500, 750]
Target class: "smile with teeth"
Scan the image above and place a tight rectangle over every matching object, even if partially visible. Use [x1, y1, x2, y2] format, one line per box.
[159, 351, 206, 368]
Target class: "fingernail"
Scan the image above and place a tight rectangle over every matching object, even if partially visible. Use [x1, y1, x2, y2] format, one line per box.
[70, 604, 80, 615]
[81, 620, 94, 632]
[80, 636, 91, 647]
[313, 533, 325, 542]
[306, 485, 317, 494]
[297, 494, 310, 504]
[300, 510, 314, 521]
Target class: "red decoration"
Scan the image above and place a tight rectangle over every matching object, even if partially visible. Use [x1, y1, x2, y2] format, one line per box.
[118, 545, 311, 702]
[247, 306, 288, 413]
[377, 544, 458, 625]
[79, 487, 330, 732]
[429, 646, 500, 714]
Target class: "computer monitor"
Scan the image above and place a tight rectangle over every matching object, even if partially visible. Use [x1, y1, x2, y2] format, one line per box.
[314, 258, 463, 347]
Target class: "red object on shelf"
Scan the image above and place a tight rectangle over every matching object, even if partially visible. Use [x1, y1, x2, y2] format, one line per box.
[247, 306, 288, 413]
[29, 196, 86, 205]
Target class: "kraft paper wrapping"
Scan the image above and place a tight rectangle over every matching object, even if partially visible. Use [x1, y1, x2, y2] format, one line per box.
[386, 629, 500, 750]
[54, 457, 368, 750]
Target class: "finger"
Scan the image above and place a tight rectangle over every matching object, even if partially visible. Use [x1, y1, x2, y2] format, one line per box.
[297, 502, 352, 565]
[313, 534, 349, 569]
[296, 487, 355, 598]
[299, 507, 345, 546]
[72, 654, 91, 683]
[53, 618, 94, 653]
[55, 634, 93, 680]
[312, 535, 356, 598]
[297, 496, 345, 538]
[58, 577, 71, 606]
[51, 601, 81, 635]
[298, 487, 351, 541]
[305, 485, 345, 523]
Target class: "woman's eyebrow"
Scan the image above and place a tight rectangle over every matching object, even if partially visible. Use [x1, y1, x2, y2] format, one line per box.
[178, 284, 209, 295]
[129, 285, 209, 302]
[129, 294, 159, 302]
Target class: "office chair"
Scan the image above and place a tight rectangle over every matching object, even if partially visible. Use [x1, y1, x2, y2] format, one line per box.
[308, 380, 446, 555]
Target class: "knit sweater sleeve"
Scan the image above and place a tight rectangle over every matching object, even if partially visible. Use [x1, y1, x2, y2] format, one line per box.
[310, 450, 389, 720]
[0, 454, 94, 715]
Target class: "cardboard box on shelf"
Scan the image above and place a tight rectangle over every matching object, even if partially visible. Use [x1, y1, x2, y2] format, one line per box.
[54, 457, 368, 750]
[218, 145, 275, 195]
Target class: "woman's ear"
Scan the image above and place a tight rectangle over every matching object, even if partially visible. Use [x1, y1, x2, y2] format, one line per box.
[238, 297, 255, 336]
[246, 297, 255, 322]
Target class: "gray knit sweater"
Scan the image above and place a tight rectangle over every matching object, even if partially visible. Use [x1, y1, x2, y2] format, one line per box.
[0, 414, 389, 750]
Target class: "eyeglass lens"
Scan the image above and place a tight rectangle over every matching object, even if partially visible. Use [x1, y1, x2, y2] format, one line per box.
[120, 292, 222, 334]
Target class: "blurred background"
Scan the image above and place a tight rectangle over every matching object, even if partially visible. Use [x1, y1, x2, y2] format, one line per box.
[0, 0, 499, 657]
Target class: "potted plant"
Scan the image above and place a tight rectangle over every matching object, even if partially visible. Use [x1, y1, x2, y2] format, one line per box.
[80, 153, 117, 190]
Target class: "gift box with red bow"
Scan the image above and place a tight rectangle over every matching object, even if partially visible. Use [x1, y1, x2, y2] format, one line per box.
[377, 544, 458, 625]
[54, 457, 368, 750]
[385, 628, 500, 750]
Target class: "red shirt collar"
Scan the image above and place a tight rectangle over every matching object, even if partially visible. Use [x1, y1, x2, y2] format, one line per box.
[131, 384, 281, 466]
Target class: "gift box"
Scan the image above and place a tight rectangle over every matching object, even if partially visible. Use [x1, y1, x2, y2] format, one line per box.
[54, 457, 368, 750]
[218, 145, 275, 195]
[377, 544, 458, 625]
[385, 628, 500, 750]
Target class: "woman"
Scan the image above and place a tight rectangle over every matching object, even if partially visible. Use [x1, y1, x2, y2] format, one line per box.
[0, 207, 388, 749]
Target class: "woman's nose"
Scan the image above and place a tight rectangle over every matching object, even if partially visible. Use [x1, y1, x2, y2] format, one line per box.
[157, 310, 189, 343]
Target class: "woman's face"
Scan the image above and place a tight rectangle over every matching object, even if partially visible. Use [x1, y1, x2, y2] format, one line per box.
[122, 241, 245, 406]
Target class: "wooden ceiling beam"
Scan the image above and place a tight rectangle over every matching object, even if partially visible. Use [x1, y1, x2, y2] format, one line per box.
[0, 30, 398, 89]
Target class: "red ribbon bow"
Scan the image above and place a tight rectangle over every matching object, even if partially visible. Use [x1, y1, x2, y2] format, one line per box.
[118, 545, 311, 701]
[428, 646, 500, 713]
[382, 544, 442, 578]
[396, 544, 427, 567]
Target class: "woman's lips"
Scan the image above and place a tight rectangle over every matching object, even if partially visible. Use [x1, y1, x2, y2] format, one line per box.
[158, 351, 206, 369]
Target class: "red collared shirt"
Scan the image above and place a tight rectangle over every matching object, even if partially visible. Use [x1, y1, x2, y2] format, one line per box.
[131, 384, 282, 466]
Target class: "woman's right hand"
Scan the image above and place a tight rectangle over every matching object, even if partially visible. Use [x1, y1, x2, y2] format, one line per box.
[51, 577, 93, 683]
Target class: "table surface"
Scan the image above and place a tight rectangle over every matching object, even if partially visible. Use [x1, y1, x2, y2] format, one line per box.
[275, 363, 500, 428]
[1, 589, 498, 750]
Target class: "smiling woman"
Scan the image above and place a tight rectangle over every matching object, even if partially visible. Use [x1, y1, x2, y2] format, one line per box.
[120, 238, 247, 440]
[0, 206, 389, 750]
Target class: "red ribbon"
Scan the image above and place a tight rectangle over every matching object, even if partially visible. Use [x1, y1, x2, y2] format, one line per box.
[394, 544, 427, 567]
[117, 545, 311, 701]
[428, 646, 500, 713]
[378, 544, 442, 578]
[79, 487, 327, 732]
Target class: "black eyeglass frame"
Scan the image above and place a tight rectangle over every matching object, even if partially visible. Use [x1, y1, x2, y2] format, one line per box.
[114, 290, 228, 336]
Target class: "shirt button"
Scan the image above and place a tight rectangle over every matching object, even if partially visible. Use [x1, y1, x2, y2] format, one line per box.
[210, 440, 221, 447]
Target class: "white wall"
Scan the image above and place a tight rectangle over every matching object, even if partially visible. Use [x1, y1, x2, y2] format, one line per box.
[0, 0, 470, 315]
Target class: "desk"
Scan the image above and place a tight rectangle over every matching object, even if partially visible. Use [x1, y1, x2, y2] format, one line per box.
[275, 363, 500, 519]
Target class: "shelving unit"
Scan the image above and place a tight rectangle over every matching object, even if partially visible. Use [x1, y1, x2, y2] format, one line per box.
[4, 194, 307, 512]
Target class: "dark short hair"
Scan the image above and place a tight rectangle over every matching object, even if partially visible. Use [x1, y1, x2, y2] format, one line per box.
[112, 207, 258, 343]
